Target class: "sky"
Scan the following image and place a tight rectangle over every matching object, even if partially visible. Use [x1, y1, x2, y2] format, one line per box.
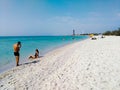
[0, 0, 120, 36]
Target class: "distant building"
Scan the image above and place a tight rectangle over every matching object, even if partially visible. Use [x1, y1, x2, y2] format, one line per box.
[73, 29, 75, 36]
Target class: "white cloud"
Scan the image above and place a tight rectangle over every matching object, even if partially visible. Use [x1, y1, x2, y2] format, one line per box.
[88, 12, 102, 17]
[42, 16, 83, 35]
[0, 14, 118, 35]
[117, 13, 120, 17]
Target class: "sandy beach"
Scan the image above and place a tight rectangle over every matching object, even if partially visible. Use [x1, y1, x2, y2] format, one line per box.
[0, 36, 120, 90]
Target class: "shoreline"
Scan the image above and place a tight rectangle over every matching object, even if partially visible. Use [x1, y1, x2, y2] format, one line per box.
[0, 37, 88, 74]
[0, 36, 120, 90]
[0, 38, 89, 78]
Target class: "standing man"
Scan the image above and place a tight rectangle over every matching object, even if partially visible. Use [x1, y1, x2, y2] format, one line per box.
[13, 41, 21, 66]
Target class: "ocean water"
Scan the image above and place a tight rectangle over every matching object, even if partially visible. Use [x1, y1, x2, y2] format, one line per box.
[0, 36, 88, 72]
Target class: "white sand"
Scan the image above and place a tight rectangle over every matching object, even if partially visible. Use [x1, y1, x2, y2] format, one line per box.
[0, 36, 120, 90]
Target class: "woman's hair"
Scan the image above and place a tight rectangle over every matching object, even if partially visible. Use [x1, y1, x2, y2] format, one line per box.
[36, 49, 39, 53]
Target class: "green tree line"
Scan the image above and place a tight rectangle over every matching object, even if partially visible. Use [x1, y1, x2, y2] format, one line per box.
[103, 28, 120, 36]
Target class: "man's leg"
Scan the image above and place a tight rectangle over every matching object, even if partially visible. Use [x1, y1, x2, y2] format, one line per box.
[15, 56, 19, 66]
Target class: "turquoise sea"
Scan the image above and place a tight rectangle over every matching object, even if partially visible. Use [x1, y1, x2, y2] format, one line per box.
[0, 36, 88, 73]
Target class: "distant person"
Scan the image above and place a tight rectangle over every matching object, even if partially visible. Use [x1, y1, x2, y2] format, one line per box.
[101, 35, 105, 38]
[13, 41, 21, 66]
[29, 49, 39, 59]
[72, 37, 75, 40]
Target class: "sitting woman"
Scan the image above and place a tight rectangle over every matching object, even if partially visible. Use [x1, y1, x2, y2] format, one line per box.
[29, 49, 39, 59]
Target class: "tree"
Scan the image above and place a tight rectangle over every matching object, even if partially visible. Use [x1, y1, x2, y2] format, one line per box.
[103, 31, 111, 35]
[103, 27, 120, 36]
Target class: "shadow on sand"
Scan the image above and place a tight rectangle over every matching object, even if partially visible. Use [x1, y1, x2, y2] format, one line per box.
[21, 56, 44, 66]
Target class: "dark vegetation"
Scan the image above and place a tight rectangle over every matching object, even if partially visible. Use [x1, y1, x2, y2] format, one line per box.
[79, 28, 120, 36]
[80, 33, 100, 35]
[103, 28, 120, 36]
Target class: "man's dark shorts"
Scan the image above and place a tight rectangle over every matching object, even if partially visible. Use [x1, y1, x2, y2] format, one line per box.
[14, 52, 19, 56]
